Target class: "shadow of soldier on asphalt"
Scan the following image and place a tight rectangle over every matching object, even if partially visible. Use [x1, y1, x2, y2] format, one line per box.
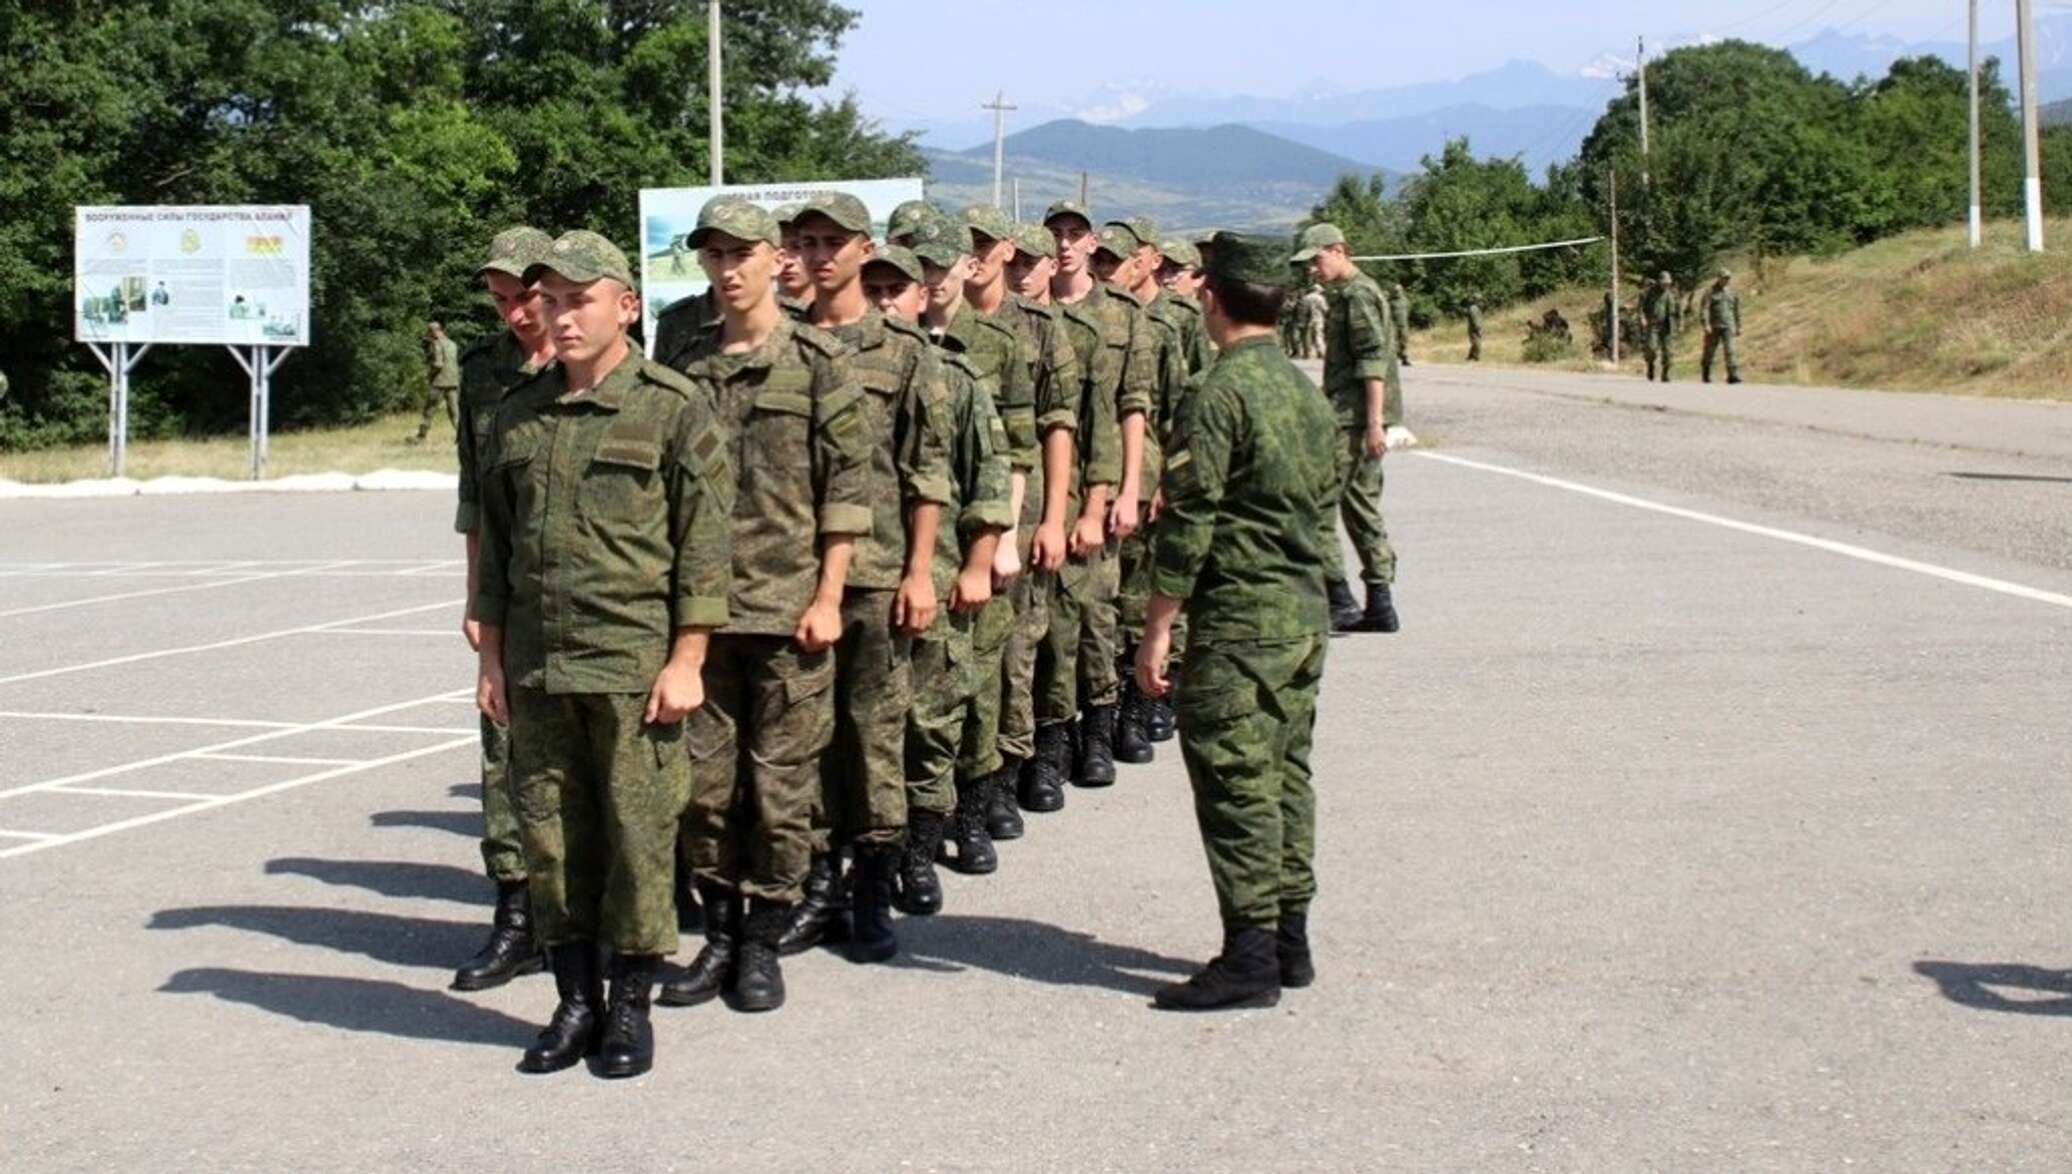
[448, 783, 482, 800]
[369, 809, 480, 838]
[159, 968, 534, 1048]
[1913, 961, 2072, 1017]
[884, 915, 1195, 997]
[149, 905, 484, 971]
[265, 857, 488, 905]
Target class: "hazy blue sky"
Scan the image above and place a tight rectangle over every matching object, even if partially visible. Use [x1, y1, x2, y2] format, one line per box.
[829, 0, 2013, 126]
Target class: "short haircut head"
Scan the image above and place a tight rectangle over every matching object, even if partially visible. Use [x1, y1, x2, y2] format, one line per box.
[1202, 273, 1285, 328]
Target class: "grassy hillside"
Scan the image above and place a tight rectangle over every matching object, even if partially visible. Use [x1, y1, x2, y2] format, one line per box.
[1408, 218, 2072, 400]
[0, 411, 455, 484]
[971, 120, 1371, 189]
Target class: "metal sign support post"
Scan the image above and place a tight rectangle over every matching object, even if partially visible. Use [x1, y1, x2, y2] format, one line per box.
[227, 344, 290, 479]
[86, 340, 151, 478]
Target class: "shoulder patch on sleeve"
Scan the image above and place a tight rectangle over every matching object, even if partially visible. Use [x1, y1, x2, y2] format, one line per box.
[638, 360, 697, 399]
[792, 322, 849, 359]
[882, 316, 932, 346]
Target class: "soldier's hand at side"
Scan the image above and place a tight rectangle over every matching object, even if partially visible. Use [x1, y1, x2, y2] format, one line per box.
[462, 614, 483, 652]
[1365, 420, 1387, 459]
[1069, 513, 1105, 558]
[1134, 626, 1173, 699]
[991, 536, 1022, 590]
[951, 564, 993, 613]
[1032, 520, 1068, 572]
[895, 573, 937, 637]
[1108, 494, 1139, 542]
[1147, 490, 1165, 524]
[794, 599, 843, 652]
[645, 661, 704, 724]
[476, 662, 508, 725]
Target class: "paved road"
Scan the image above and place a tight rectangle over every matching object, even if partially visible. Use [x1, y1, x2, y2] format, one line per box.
[1, 365, 2067, 1170]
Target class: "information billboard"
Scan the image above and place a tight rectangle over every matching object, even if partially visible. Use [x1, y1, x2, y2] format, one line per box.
[74, 205, 312, 347]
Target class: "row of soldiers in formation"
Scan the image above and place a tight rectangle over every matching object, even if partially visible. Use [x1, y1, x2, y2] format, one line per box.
[444, 197, 1408, 1078]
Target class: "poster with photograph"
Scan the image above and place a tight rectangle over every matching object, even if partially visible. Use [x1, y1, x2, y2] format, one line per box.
[74, 205, 312, 347]
[636, 178, 925, 347]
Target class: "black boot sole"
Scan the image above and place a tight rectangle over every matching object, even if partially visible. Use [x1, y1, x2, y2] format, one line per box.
[599, 1054, 653, 1079]
[1115, 746, 1153, 765]
[848, 937, 898, 964]
[517, 1033, 600, 1074]
[451, 951, 545, 992]
[1151, 986, 1281, 1012]
[655, 983, 722, 1008]
[945, 850, 997, 876]
[727, 988, 785, 1013]
[984, 819, 1024, 841]
[1019, 788, 1065, 813]
[1072, 770, 1116, 788]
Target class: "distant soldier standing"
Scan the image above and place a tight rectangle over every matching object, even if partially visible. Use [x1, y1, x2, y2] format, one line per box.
[451, 225, 556, 994]
[1301, 284, 1328, 360]
[1389, 281, 1412, 367]
[416, 321, 462, 441]
[1296, 223, 1402, 635]
[474, 229, 733, 1078]
[1465, 298, 1484, 362]
[1136, 232, 1337, 1011]
[1702, 269, 1744, 385]
[1641, 271, 1678, 382]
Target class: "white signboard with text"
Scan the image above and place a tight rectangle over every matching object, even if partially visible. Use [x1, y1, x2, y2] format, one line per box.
[637, 178, 924, 343]
[74, 205, 311, 347]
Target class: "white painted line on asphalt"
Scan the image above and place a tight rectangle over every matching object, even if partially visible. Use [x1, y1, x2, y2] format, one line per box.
[1414, 451, 2072, 610]
[0, 688, 473, 801]
[339, 724, 478, 735]
[0, 710, 302, 730]
[0, 735, 476, 861]
[312, 627, 453, 637]
[190, 752, 362, 767]
[57, 786, 223, 802]
[0, 560, 351, 619]
[0, 598, 462, 687]
[0, 829, 60, 841]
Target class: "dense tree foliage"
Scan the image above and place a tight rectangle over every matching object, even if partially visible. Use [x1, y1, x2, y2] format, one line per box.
[0, 0, 922, 452]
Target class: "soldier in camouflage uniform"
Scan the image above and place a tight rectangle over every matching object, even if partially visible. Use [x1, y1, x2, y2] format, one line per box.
[886, 199, 936, 248]
[1136, 231, 1336, 1012]
[864, 246, 1013, 914]
[451, 225, 556, 994]
[916, 213, 1030, 864]
[652, 198, 874, 1014]
[1389, 281, 1413, 367]
[1296, 223, 1402, 635]
[963, 204, 1080, 821]
[1466, 298, 1484, 362]
[791, 193, 954, 963]
[475, 229, 733, 1076]
[416, 322, 462, 441]
[1641, 271, 1677, 382]
[1701, 269, 1743, 385]
[1007, 222, 1059, 302]
[1157, 239, 1205, 300]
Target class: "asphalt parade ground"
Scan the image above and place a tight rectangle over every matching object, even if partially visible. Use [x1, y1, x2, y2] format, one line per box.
[3, 365, 2070, 1171]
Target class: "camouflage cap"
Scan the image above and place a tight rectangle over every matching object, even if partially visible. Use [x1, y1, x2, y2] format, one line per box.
[887, 199, 936, 241]
[477, 226, 553, 279]
[796, 191, 873, 236]
[1043, 199, 1093, 228]
[1207, 231, 1298, 289]
[1658, 270, 1673, 282]
[1159, 239, 1202, 269]
[772, 201, 807, 228]
[1012, 223, 1058, 260]
[1289, 222, 1347, 263]
[908, 215, 972, 268]
[525, 230, 636, 289]
[863, 244, 924, 284]
[963, 204, 1014, 245]
[1093, 224, 1138, 260]
[1108, 217, 1160, 253]
[687, 196, 780, 249]
[1716, 267, 1733, 279]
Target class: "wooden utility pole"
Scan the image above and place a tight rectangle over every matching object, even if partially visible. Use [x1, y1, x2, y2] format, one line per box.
[1013, 178, 1022, 223]
[1608, 168, 1620, 366]
[708, 1, 724, 185]
[1637, 36, 1651, 186]
[1969, 0, 1982, 249]
[2017, 0, 2045, 251]
[983, 91, 1016, 209]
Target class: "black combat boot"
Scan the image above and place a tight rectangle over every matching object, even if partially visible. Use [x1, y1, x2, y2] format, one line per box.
[983, 761, 1025, 840]
[1020, 723, 1071, 813]
[897, 811, 946, 915]
[1276, 908, 1315, 989]
[1076, 703, 1118, 787]
[658, 883, 737, 1007]
[849, 847, 900, 964]
[1146, 665, 1178, 744]
[453, 879, 545, 991]
[948, 774, 998, 875]
[732, 900, 789, 1012]
[518, 943, 603, 1073]
[775, 852, 849, 955]
[672, 854, 703, 934]
[1152, 925, 1282, 1012]
[599, 953, 660, 1078]
[1727, 374, 1743, 385]
[1357, 583, 1401, 633]
[1114, 670, 1154, 765]
[1326, 578, 1364, 633]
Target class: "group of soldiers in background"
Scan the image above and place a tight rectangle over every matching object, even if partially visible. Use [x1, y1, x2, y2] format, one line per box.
[1629, 270, 1746, 384]
[1283, 278, 1415, 371]
[438, 197, 1410, 1078]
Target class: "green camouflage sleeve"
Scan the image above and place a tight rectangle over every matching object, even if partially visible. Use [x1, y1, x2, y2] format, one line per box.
[1183, 312, 1212, 378]
[1116, 306, 1157, 421]
[811, 350, 877, 538]
[472, 415, 518, 626]
[1035, 314, 1082, 438]
[899, 344, 956, 508]
[995, 328, 1039, 473]
[1346, 282, 1394, 384]
[1149, 381, 1236, 602]
[453, 358, 485, 535]
[960, 371, 1015, 536]
[670, 398, 734, 630]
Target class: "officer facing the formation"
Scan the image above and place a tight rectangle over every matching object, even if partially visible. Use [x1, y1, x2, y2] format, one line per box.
[1702, 269, 1744, 385]
[1295, 222, 1403, 636]
[450, 225, 557, 994]
[474, 229, 734, 1078]
[416, 320, 462, 441]
[1465, 297, 1484, 362]
[1641, 270, 1678, 382]
[1135, 231, 1337, 1012]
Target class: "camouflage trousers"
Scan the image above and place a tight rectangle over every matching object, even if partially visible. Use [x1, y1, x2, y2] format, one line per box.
[416, 384, 456, 438]
[508, 688, 689, 955]
[907, 598, 1012, 816]
[996, 561, 1052, 764]
[1701, 329, 1739, 381]
[1467, 331, 1483, 362]
[683, 633, 835, 903]
[1175, 633, 1328, 929]
[818, 588, 912, 850]
[1036, 542, 1119, 725]
[1646, 327, 1673, 379]
[1119, 516, 1189, 664]
[477, 714, 525, 883]
[1319, 425, 1396, 589]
